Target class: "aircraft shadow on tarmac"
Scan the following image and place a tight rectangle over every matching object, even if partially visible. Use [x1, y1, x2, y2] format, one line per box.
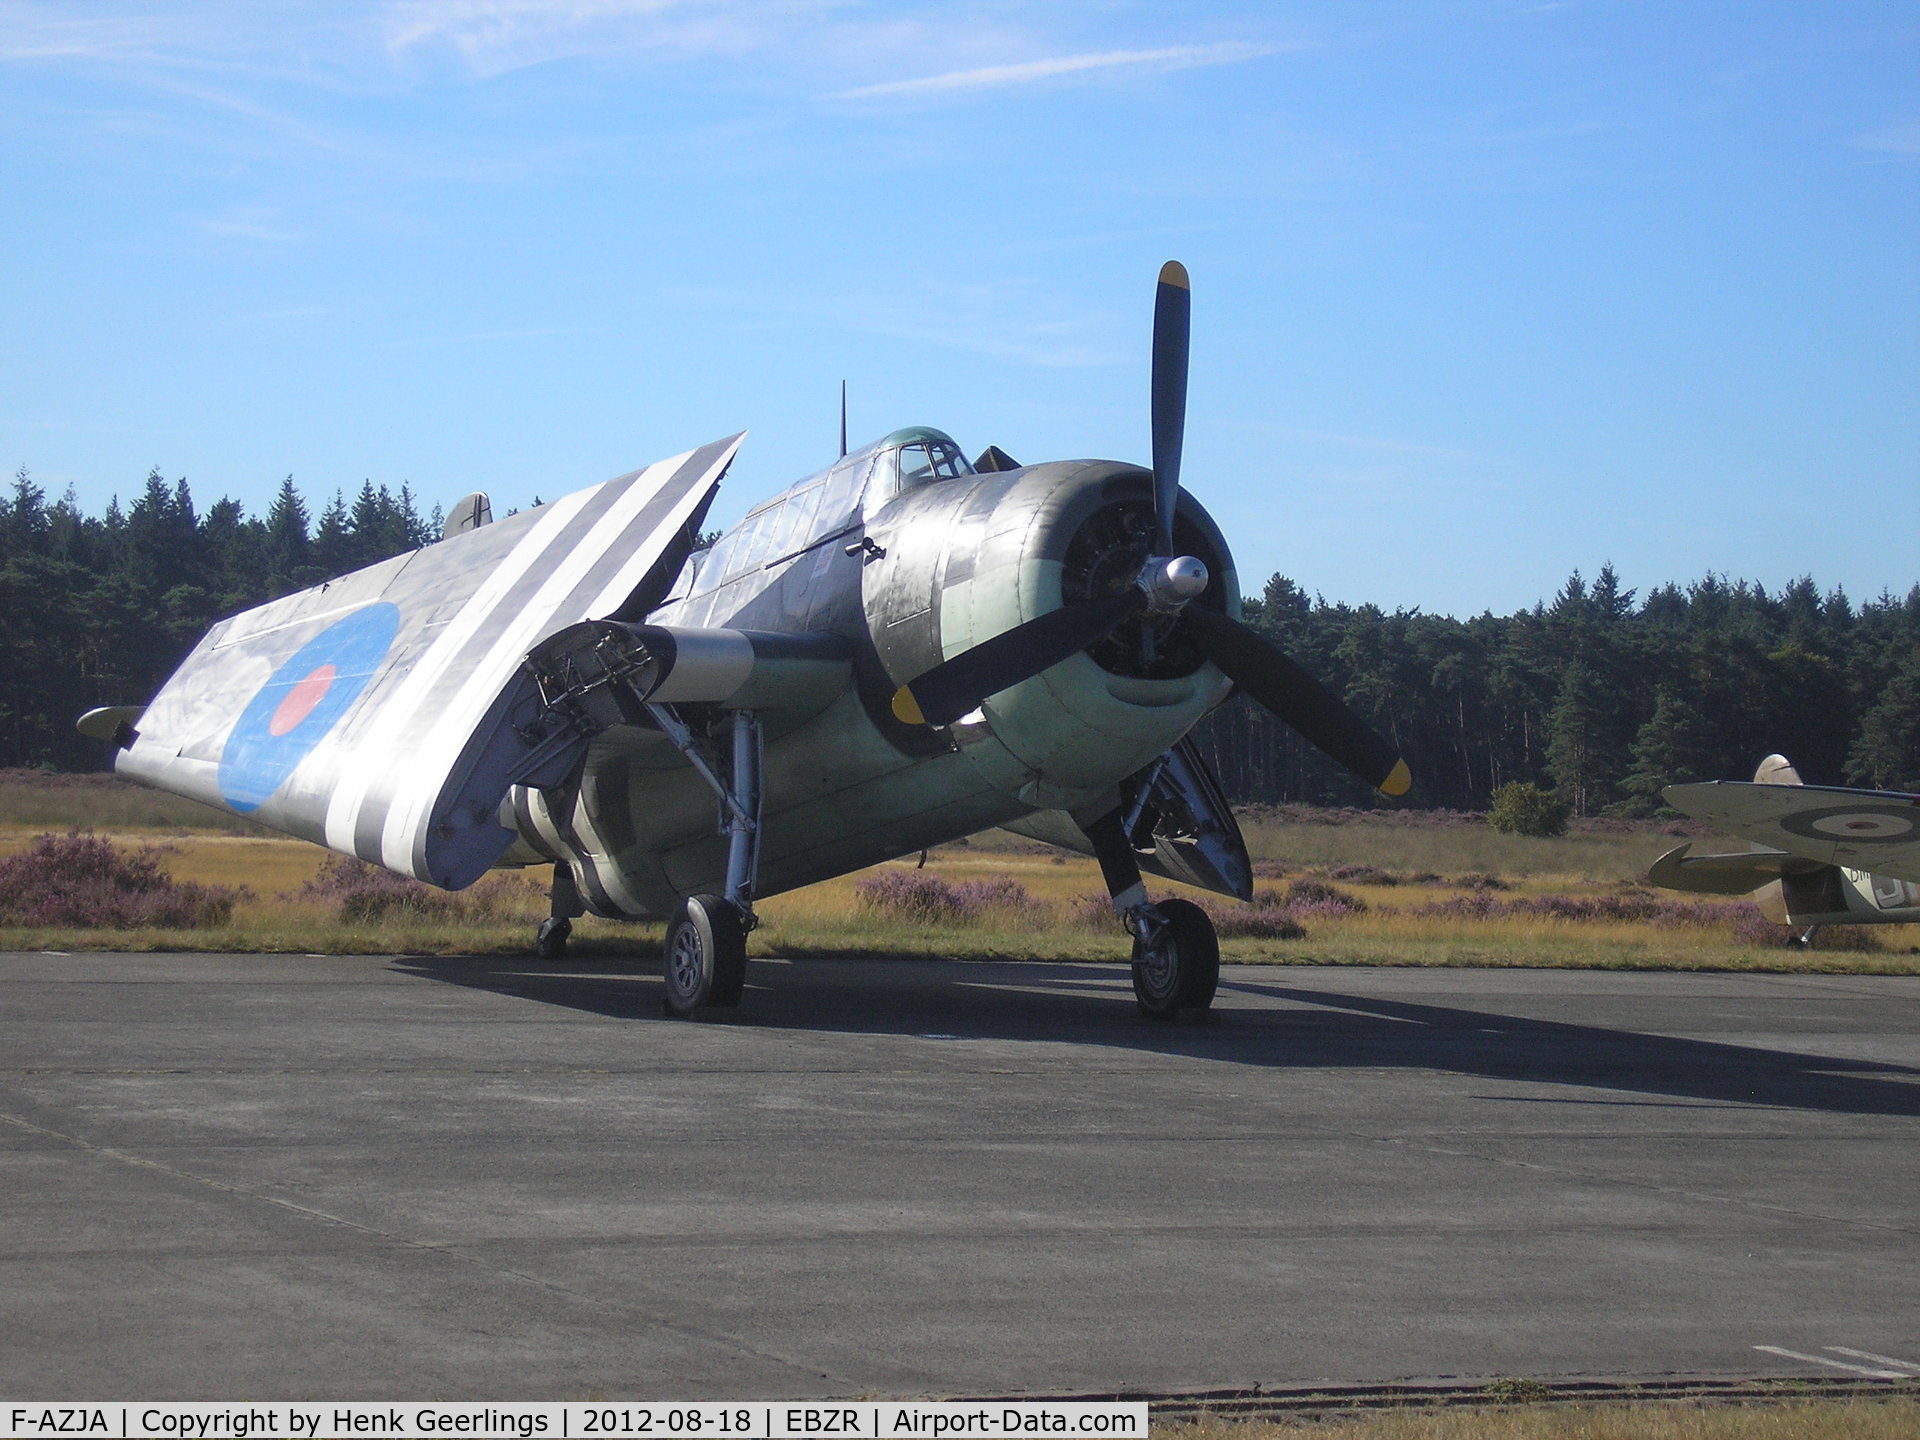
[388, 952, 1920, 1120]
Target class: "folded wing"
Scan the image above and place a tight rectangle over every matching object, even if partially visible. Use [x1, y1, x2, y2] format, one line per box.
[116, 434, 743, 888]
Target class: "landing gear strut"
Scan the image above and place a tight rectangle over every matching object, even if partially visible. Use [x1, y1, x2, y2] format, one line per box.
[536, 863, 582, 960]
[651, 707, 763, 1017]
[1083, 805, 1218, 1017]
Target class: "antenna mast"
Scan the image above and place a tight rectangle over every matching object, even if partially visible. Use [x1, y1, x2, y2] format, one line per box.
[839, 380, 847, 459]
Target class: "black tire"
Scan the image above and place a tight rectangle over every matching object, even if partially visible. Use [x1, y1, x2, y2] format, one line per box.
[662, 894, 748, 1016]
[1131, 897, 1219, 1017]
[535, 916, 571, 960]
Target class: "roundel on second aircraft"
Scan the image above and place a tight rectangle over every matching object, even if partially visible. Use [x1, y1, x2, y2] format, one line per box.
[218, 602, 401, 813]
[1779, 804, 1919, 845]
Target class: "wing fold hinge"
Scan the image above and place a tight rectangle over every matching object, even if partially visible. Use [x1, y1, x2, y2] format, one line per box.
[521, 620, 851, 736]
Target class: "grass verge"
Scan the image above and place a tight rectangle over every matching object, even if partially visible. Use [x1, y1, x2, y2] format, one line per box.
[0, 832, 1912, 974]
[0, 770, 1913, 970]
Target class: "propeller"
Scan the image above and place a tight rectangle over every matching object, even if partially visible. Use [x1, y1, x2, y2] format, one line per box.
[889, 263, 1412, 799]
[1182, 605, 1409, 796]
[1150, 260, 1189, 556]
[891, 590, 1140, 728]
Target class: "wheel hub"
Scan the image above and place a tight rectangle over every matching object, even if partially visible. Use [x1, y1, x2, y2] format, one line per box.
[669, 925, 705, 992]
[1131, 905, 1178, 998]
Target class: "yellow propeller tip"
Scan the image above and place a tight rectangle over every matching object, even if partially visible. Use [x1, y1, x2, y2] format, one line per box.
[1378, 760, 1412, 799]
[891, 687, 927, 726]
[1158, 260, 1190, 290]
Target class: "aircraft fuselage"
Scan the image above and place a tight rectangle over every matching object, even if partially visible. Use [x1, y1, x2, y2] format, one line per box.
[504, 435, 1238, 919]
[1766, 866, 1920, 927]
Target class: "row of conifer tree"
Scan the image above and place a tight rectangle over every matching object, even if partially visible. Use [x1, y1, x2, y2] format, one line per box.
[3, 465, 1915, 808]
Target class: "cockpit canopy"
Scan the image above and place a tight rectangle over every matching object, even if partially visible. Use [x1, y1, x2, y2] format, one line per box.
[655, 426, 975, 622]
[865, 427, 973, 509]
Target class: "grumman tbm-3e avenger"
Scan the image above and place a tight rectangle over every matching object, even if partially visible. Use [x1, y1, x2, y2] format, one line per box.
[79, 264, 1411, 1018]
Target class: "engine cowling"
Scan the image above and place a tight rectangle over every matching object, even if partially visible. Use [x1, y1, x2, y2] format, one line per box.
[861, 459, 1237, 810]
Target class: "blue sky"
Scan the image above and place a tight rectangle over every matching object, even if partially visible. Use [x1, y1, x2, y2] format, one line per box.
[4, 1, 1915, 617]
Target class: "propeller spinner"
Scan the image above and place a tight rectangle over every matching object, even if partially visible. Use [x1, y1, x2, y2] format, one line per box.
[891, 263, 1412, 800]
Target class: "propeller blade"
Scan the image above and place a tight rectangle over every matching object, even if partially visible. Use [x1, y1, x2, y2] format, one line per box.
[893, 591, 1141, 728]
[1150, 260, 1190, 555]
[1185, 606, 1411, 797]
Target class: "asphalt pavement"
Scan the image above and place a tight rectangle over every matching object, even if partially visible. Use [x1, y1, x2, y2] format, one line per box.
[2, 949, 1916, 1399]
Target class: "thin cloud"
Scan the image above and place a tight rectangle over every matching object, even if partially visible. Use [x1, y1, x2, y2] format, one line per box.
[386, 0, 705, 52]
[151, 77, 360, 155]
[0, 5, 178, 63]
[0, 2, 354, 77]
[382, 0, 820, 76]
[831, 41, 1277, 101]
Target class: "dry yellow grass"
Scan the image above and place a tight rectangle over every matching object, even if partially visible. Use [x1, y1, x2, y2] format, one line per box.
[2, 770, 1914, 971]
[753, 850, 1920, 974]
[1231, 815, 1662, 882]
[1161, 1398, 1918, 1440]
[3, 830, 1916, 972]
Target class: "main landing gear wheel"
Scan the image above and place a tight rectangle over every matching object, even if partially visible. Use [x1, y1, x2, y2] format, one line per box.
[535, 916, 571, 960]
[1131, 897, 1219, 1018]
[663, 894, 749, 1017]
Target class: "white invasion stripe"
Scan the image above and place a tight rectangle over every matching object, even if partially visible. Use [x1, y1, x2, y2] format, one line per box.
[1827, 1346, 1920, 1373]
[385, 434, 734, 865]
[374, 449, 703, 872]
[525, 787, 570, 859]
[371, 456, 679, 870]
[319, 484, 602, 854]
[377, 446, 715, 873]
[321, 484, 602, 855]
[580, 436, 741, 616]
[1752, 1345, 1907, 1378]
[569, 793, 648, 916]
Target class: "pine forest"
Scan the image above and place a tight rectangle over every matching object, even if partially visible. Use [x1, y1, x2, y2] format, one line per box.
[4, 466, 1916, 809]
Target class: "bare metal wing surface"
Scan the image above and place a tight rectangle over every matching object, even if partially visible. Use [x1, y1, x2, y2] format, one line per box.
[117, 434, 743, 888]
[1661, 779, 1920, 886]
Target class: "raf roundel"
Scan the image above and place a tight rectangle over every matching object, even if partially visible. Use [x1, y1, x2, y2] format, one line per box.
[1779, 803, 1919, 846]
[218, 603, 401, 813]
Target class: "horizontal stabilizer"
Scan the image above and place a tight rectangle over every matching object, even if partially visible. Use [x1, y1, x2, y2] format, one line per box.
[76, 705, 144, 749]
[1662, 779, 1920, 886]
[1647, 842, 1830, 896]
